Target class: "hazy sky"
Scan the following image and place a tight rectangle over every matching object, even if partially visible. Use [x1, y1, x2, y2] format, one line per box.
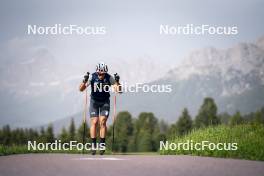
[0, 0, 264, 70]
[0, 0, 264, 127]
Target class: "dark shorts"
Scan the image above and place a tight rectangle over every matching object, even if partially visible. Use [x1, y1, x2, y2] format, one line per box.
[89, 98, 110, 118]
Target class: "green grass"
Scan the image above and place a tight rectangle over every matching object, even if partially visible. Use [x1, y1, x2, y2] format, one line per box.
[0, 145, 113, 156]
[2, 124, 263, 159]
[160, 124, 264, 161]
[0, 145, 158, 156]
[0, 145, 30, 155]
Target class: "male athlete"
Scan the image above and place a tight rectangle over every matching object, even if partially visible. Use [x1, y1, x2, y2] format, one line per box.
[79, 62, 121, 155]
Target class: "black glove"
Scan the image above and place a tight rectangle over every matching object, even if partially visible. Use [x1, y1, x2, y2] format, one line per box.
[114, 73, 120, 82]
[83, 72, 90, 83]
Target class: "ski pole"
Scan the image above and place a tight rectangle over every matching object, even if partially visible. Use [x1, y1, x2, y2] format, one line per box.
[112, 94, 116, 154]
[82, 84, 88, 154]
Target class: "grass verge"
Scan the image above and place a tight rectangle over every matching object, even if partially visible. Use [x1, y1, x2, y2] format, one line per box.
[160, 124, 264, 161]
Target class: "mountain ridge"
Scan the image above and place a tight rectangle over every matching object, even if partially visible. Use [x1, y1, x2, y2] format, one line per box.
[1, 36, 264, 128]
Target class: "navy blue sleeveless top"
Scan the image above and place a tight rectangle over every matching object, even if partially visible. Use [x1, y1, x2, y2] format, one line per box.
[90, 72, 111, 101]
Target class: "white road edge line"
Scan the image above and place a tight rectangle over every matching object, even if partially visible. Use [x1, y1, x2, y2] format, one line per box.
[73, 157, 128, 161]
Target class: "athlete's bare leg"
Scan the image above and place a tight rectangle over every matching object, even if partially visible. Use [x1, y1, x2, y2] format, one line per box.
[90, 117, 99, 138]
[99, 116, 107, 138]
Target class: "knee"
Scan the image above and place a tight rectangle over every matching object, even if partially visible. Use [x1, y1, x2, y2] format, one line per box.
[99, 118, 107, 128]
[91, 118, 98, 127]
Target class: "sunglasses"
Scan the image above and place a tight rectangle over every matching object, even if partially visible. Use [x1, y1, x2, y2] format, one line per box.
[97, 72, 105, 76]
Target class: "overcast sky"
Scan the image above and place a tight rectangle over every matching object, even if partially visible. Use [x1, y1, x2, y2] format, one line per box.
[0, 0, 264, 127]
[0, 0, 264, 72]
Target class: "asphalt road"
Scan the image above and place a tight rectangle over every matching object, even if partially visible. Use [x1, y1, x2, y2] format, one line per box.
[0, 154, 264, 176]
